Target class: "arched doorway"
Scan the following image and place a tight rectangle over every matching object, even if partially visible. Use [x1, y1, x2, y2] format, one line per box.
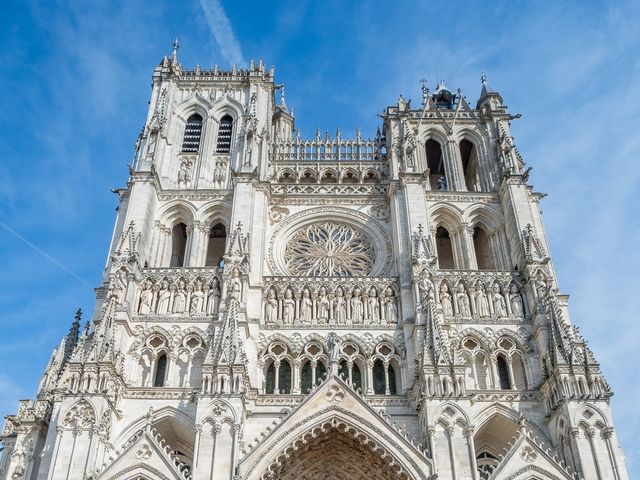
[259, 419, 414, 480]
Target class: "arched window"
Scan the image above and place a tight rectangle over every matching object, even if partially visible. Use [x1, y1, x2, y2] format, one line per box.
[473, 226, 493, 270]
[373, 359, 386, 394]
[436, 226, 455, 269]
[497, 355, 511, 390]
[216, 115, 233, 153]
[278, 359, 292, 394]
[170, 223, 188, 267]
[205, 223, 227, 267]
[265, 362, 276, 394]
[181, 114, 203, 153]
[426, 139, 446, 190]
[301, 360, 326, 393]
[388, 364, 397, 395]
[153, 354, 168, 387]
[511, 355, 528, 390]
[460, 139, 480, 191]
[339, 360, 363, 391]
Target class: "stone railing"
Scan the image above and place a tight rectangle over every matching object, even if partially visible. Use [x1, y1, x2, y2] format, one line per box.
[262, 276, 400, 328]
[420, 270, 528, 323]
[134, 267, 223, 318]
[273, 131, 385, 163]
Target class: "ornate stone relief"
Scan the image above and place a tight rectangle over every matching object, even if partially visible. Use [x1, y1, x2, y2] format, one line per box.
[262, 277, 399, 328]
[285, 223, 374, 277]
[268, 206, 393, 277]
[135, 268, 222, 319]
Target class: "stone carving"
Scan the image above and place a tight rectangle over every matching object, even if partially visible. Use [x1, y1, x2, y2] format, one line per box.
[262, 277, 400, 328]
[172, 279, 187, 313]
[207, 278, 221, 315]
[519, 445, 537, 462]
[324, 384, 345, 403]
[135, 444, 152, 461]
[62, 400, 95, 430]
[213, 158, 228, 189]
[228, 268, 242, 302]
[265, 290, 278, 325]
[491, 284, 507, 317]
[177, 158, 193, 188]
[138, 280, 153, 315]
[509, 284, 524, 317]
[285, 223, 374, 277]
[455, 285, 472, 317]
[134, 268, 223, 318]
[439, 284, 453, 316]
[429, 271, 527, 322]
[269, 205, 290, 224]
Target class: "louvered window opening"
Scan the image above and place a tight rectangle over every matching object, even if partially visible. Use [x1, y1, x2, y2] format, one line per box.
[216, 115, 233, 153]
[182, 114, 203, 152]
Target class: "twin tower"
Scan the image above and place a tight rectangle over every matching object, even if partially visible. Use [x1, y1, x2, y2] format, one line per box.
[0, 48, 629, 480]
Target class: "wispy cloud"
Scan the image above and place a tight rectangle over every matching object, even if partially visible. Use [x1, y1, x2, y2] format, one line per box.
[0, 222, 94, 288]
[197, 0, 246, 66]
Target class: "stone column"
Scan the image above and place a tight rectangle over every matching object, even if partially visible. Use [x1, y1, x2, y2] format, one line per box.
[464, 426, 479, 480]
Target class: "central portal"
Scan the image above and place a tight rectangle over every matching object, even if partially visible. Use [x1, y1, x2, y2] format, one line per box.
[260, 422, 408, 480]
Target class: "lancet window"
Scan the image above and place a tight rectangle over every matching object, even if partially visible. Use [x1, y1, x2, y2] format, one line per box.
[170, 223, 188, 267]
[460, 139, 480, 191]
[216, 115, 233, 153]
[205, 223, 227, 267]
[473, 226, 494, 270]
[261, 338, 403, 395]
[435, 227, 455, 269]
[153, 354, 168, 387]
[181, 114, 203, 153]
[426, 139, 446, 190]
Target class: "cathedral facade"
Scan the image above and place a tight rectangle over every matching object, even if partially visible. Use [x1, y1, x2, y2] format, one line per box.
[0, 47, 630, 480]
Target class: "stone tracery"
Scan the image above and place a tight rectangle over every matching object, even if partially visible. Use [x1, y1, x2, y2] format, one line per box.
[285, 222, 375, 276]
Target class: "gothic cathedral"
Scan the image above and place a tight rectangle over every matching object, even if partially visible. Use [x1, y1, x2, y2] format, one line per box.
[0, 47, 629, 480]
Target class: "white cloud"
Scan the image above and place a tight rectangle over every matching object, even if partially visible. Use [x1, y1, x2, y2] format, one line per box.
[197, 0, 246, 67]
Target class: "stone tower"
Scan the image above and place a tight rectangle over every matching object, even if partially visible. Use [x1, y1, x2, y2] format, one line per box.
[0, 48, 629, 480]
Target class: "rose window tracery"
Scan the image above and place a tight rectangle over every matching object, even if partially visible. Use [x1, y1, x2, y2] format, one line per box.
[284, 223, 374, 276]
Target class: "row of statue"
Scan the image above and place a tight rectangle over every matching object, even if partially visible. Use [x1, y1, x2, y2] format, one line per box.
[263, 286, 399, 326]
[417, 272, 525, 318]
[137, 277, 223, 316]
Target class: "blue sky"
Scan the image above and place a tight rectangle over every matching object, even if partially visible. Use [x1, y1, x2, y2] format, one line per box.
[1, 0, 639, 474]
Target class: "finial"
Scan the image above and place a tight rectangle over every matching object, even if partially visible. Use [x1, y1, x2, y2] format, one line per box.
[481, 72, 487, 85]
[279, 85, 287, 110]
[420, 78, 428, 103]
[75, 308, 82, 322]
[171, 37, 179, 60]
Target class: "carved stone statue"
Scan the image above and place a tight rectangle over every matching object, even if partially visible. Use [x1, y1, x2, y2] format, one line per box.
[455, 284, 471, 317]
[138, 280, 153, 315]
[228, 268, 242, 302]
[417, 271, 434, 308]
[173, 279, 187, 314]
[474, 282, 490, 317]
[207, 278, 221, 315]
[156, 280, 171, 314]
[509, 284, 524, 317]
[334, 288, 347, 324]
[439, 284, 453, 316]
[317, 286, 330, 323]
[351, 288, 364, 324]
[283, 289, 295, 325]
[177, 159, 192, 188]
[265, 289, 278, 324]
[190, 279, 205, 315]
[385, 288, 398, 324]
[368, 288, 380, 323]
[438, 176, 447, 191]
[492, 284, 507, 317]
[300, 288, 313, 325]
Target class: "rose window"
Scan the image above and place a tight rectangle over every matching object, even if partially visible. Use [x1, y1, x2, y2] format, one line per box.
[284, 222, 374, 276]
